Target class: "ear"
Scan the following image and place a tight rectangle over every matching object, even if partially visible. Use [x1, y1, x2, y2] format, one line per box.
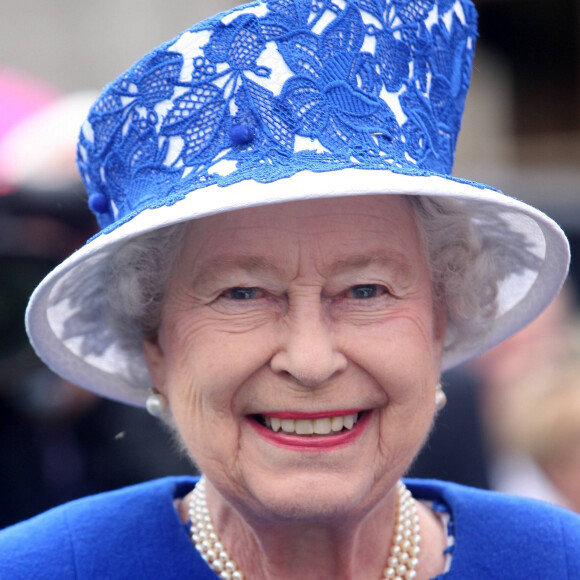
[143, 335, 167, 393]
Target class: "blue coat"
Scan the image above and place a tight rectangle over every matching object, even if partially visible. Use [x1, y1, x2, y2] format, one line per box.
[0, 476, 579, 579]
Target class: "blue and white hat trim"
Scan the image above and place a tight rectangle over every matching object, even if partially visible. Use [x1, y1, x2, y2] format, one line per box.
[78, 0, 480, 233]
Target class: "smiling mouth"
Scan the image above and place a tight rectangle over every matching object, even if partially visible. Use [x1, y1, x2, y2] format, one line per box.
[254, 413, 361, 436]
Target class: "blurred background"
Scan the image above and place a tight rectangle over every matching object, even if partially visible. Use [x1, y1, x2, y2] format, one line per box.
[0, 0, 579, 527]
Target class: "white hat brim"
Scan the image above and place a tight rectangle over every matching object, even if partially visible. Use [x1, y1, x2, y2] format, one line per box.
[26, 167, 570, 406]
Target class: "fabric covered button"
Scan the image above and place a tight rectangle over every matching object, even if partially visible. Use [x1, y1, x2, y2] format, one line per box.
[229, 124, 254, 146]
[88, 192, 109, 214]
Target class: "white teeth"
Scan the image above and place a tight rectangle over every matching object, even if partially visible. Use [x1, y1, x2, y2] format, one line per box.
[295, 420, 314, 435]
[331, 416, 344, 432]
[261, 413, 359, 435]
[313, 418, 332, 435]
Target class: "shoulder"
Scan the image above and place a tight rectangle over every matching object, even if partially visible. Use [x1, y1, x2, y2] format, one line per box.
[406, 478, 580, 579]
[409, 477, 580, 528]
[0, 476, 201, 580]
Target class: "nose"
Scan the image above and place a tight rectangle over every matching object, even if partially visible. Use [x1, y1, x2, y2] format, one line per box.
[270, 301, 348, 387]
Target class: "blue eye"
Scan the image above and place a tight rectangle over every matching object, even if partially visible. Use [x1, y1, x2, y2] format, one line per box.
[350, 285, 381, 299]
[226, 287, 261, 300]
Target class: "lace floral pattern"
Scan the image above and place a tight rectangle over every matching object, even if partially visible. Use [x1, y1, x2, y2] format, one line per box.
[77, 0, 478, 231]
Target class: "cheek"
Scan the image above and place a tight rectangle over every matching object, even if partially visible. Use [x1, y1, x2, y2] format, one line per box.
[165, 368, 239, 474]
[156, 318, 227, 442]
[347, 305, 442, 389]
[344, 305, 440, 451]
[371, 341, 437, 473]
[157, 313, 274, 457]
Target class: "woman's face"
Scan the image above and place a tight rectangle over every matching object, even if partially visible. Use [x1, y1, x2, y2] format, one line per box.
[144, 195, 445, 522]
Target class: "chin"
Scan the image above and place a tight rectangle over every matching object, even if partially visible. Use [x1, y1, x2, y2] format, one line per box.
[241, 470, 378, 523]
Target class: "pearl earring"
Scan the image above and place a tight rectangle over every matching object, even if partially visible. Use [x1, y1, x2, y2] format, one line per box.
[435, 384, 447, 411]
[146, 389, 168, 417]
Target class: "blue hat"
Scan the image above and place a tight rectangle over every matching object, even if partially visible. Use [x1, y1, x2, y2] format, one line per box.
[26, 0, 570, 405]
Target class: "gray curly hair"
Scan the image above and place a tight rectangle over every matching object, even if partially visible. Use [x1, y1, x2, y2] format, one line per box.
[103, 195, 513, 390]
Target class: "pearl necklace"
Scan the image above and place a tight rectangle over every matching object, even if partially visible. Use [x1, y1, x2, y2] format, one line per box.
[189, 477, 421, 580]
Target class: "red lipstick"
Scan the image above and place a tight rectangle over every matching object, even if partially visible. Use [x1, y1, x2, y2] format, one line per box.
[249, 411, 370, 451]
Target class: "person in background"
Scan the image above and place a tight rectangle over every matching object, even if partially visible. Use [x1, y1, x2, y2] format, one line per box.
[486, 316, 580, 512]
[509, 359, 580, 513]
[409, 286, 578, 496]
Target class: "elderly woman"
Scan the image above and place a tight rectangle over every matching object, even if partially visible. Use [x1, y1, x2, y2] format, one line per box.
[1, 0, 579, 578]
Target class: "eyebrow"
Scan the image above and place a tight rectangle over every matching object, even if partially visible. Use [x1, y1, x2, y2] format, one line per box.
[329, 251, 414, 279]
[191, 256, 283, 287]
[191, 251, 414, 288]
